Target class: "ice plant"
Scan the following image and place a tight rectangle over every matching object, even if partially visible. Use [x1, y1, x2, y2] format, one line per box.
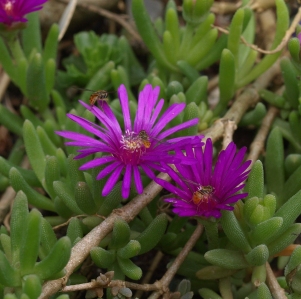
[57, 84, 202, 199]
[155, 138, 251, 218]
[0, 0, 47, 26]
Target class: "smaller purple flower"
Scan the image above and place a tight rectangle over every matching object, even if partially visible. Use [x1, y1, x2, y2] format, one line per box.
[0, 0, 47, 26]
[57, 84, 202, 199]
[155, 138, 251, 218]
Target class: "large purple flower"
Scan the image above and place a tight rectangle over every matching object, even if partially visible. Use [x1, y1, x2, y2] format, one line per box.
[155, 138, 251, 218]
[0, 0, 47, 26]
[57, 84, 202, 199]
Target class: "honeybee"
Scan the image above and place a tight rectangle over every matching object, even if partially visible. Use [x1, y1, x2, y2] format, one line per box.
[192, 185, 215, 205]
[72, 87, 113, 107]
[173, 172, 215, 205]
[138, 130, 151, 149]
[88, 90, 110, 106]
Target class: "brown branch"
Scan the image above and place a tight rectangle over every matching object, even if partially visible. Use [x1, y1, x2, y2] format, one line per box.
[39, 172, 170, 299]
[148, 222, 204, 299]
[266, 262, 287, 299]
[0, 71, 10, 102]
[210, 1, 242, 14]
[213, 7, 301, 55]
[59, 0, 142, 42]
[135, 251, 164, 298]
[247, 106, 279, 166]
[202, 58, 281, 143]
[0, 187, 15, 227]
[222, 120, 237, 150]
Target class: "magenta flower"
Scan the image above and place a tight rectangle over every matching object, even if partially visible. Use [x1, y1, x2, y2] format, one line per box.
[0, 0, 47, 26]
[155, 138, 251, 218]
[57, 84, 202, 199]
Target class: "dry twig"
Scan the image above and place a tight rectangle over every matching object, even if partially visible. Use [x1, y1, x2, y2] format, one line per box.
[148, 222, 204, 299]
[247, 106, 279, 165]
[135, 251, 164, 298]
[213, 7, 301, 55]
[59, 0, 142, 42]
[202, 59, 281, 143]
[222, 120, 237, 150]
[266, 262, 287, 299]
[0, 187, 15, 226]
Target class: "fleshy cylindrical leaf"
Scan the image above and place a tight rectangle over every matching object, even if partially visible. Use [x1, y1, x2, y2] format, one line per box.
[265, 127, 285, 201]
[196, 266, 237, 280]
[0, 250, 20, 287]
[250, 217, 283, 245]
[257, 283, 273, 299]
[221, 211, 252, 253]
[135, 214, 168, 255]
[67, 218, 83, 245]
[20, 209, 42, 275]
[110, 218, 131, 250]
[245, 160, 264, 200]
[9, 168, 55, 212]
[26, 53, 49, 112]
[117, 257, 142, 280]
[204, 249, 249, 270]
[23, 120, 46, 183]
[245, 245, 269, 266]
[10, 191, 28, 264]
[74, 182, 96, 215]
[117, 240, 141, 259]
[33, 237, 71, 280]
[90, 247, 115, 269]
[53, 181, 84, 215]
[23, 275, 42, 299]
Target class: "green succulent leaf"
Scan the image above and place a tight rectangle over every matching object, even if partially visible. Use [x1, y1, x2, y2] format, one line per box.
[135, 213, 168, 255]
[257, 282, 273, 299]
[9, 168, 55, 212]
[74, 181, 96, 215]
[265, 127, 285, 200]
[268, 223, 301, 257]
[117, 240, 141, 259]
[245, 160, 264, 200]
[33, 237, 71, 280]
[0, 250, 20, 287]
[204, 249, 249, 270]
[90, 247, 115, 268]
[221, 211, 252, 253]
[250, 217, 283, 245]
[20, 209, 42, 275]
[110, 218, 131, 249]
[39, 218, 57, 260]
[23, 275, 42, 299]
[117, 257, 142, 280]
[245, 244, 269, 266]
[53, 181, 84, 215]
[67, 218, 83, 245]
[10, 191, 28, 264]
[23, 120, 46, 184]
[196, 266, 237, 280]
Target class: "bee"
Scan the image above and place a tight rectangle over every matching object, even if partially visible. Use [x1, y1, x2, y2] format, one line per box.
[71, 87, 113, 107]
[173, 172, 216, 205]
[138, 130, 151, 149]
[88, 90, 110, 106]
[192, 185, 215, 205]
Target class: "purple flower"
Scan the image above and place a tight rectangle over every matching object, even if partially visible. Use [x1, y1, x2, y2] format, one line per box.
[155, 138, 251, 218]
[0, 0, 47, 26]
[57, 84, 202, 199]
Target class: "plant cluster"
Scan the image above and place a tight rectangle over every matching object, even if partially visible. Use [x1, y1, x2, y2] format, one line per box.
[0, 0, 300, 298]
